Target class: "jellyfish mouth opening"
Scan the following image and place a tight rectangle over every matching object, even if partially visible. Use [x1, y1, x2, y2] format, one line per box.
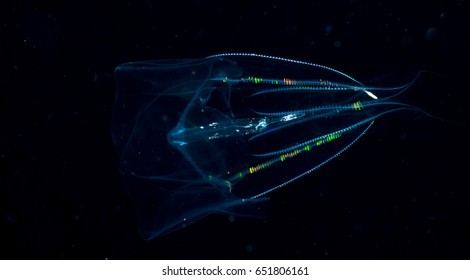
[167, 127, 187, 146]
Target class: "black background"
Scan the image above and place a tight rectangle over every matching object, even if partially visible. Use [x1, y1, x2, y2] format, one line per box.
[1, 0, 469, 259]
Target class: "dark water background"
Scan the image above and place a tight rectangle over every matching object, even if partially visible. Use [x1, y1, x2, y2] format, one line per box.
[1, 0, 469, 259]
